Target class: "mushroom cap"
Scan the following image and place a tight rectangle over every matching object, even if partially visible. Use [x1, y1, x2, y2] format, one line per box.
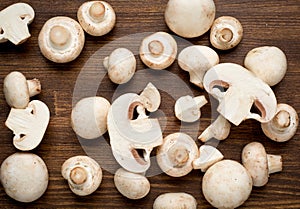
[3, 71, 30, 108]
[103, 48, 136, 84]
[153, 192, 197, 209]
[61, 156, 102, 196]
[164, 0, 215, 38]
[157, 132, 199, 177]
[38, 16, 85, 63]
[114, 168, 150, 199]
[139, 82, 161, 112]
[0, 153, 48, 203]
[139, 32, 177, 70]
[178, 45, 219, 88]
[242, 142, 269, 187]
[244, 46, 287, 86]
[210, 16, 243, 50]
[202, 160, 252, 209]
[261, 103, 299, 142]
[71, 96, 110, 139]
[77, 1, 116, 36]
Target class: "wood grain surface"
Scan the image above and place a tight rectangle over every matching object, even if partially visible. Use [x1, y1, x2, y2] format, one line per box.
[0, 0, 299, 208]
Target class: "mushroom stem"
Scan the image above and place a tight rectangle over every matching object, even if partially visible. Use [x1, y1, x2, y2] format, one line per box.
[267, 154, 282, 174]
[49, 25, 71, 50]
[218, 28, 233, 43]
[148, 40, 164, 56]
[273, 110, 290, 129]
[194, 96, 208, 109]
[27, 79, 41, 97]
[168, 145, 189, 167]
[70, 167, 88, 185]
[89, 2, 106, 22]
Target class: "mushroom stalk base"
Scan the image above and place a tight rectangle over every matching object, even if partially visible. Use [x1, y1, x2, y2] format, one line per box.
[267, 154, 282, 174]
[27, 79, 41, 97]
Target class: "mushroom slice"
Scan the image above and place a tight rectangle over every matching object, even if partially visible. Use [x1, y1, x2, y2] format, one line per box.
[107, 89, 163, 173]
[139, 82, 161, 112]
[140, 32, 177, 70]
[0, 3, 35, 45]
[77, 1, 116, 36]
[261, 103, 298, 142]
[61, 156, 102, 196]
[203, 63, 277, 126]
[178, 45, 219, 88]
[5, 100, 50, 151]
[153, 193, 197, 209]
[157, 133, 199, 177]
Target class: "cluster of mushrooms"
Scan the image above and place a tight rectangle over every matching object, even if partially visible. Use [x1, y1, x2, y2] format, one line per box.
[0, 0, 299, 208]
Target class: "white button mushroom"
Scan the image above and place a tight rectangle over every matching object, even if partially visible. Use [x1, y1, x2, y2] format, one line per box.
[164, 0, 216, 38]
[156, 133, 199, 177]
[178, 45, 219, 88]
[242, 142, 282, 187]
[244, 46, 287, 86]
[71, 96, 111, 139]
[174, 95, 207, 123]
[139, 32, 177, 70]
[61, 156, 102, 196]
[0, 153, 48, 203]
[77, 1, 116, 36]
[103, 48, 136, 84]
[261, 103, 298, 142]
[139, 82, 161, 112]
[114, 168, 150, 200]
[202, 160, 253, 209]
[210, 16, 243, 50]
[153, 193, 197, 209]
[5, 100, 50, 151]
[38, 16, 85, 63]
[3, 71, 41, 109]
[0, 3, 35, 45]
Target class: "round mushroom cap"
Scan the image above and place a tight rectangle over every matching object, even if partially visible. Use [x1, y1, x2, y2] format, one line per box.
[114, 168, 150, 199]
[202, 160, 252, 209]
[3, 71, 30, 108]
[38, 16, 85, 63]
[157, 132, 199, 177]
[77, 1, 116, 36]
[242, 142, 269, 187]
[261, 103, 299, 142]
[153, 192, 197, 209]
[71, 96, 111, 139]
[244, 46, 287, 86]
[210, 16, 243, 50]
[165, 0, 216, 38]
[139, 32, 177, 70]
[0, 153, 48, 203]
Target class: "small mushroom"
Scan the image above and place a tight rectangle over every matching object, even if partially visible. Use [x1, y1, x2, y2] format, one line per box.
[202, 160, 252, 209]
[103, 48, 136, 84]
[61, 156, 102, 196]
[244, 46, 287, 86]
[164, 0, 216, 38]
[242, 142, 282, 187]
[261, 103, 298, 142]
[114, 168, 150, 200]
[198, 115, 231, 142]
[3, 71, 41, 109]
[0, 153, 48, 203]
[77, 1, 116, 36]
[0, 3, 35, 45]
[5, 100, 50, 151]
[192, 145, 224, 172]
[38, 16, 85, 63]
[174, 95, 207, 123]
[139, 82, 161, 112]
[71, 96, 111, 139]
[157, 133, 199, 177]
[210, 16, 243, 50]
[178, 45, 219, 88]
[139, 32, 177, 70]
[153, 193, 197, 209]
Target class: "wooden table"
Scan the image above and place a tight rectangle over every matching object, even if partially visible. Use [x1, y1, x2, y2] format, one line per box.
[0, 0, 299, 208]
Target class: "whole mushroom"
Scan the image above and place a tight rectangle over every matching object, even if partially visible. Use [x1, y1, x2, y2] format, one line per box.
[153, 193, 197, 209]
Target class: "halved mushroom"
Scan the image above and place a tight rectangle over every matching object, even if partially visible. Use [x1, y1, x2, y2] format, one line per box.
[203, 63, 277, 126]
[77, 1, 116, 36]
[61, 156, 102, 196]
[156, 132, 199, 177]
[0, 3, 35, 45]
[139, 82, 161, 112]
[261, 103, 298, 142]
[5, 100, 50, 151]
[178, 45, 219, 88]
[139, 32, 177, 70]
